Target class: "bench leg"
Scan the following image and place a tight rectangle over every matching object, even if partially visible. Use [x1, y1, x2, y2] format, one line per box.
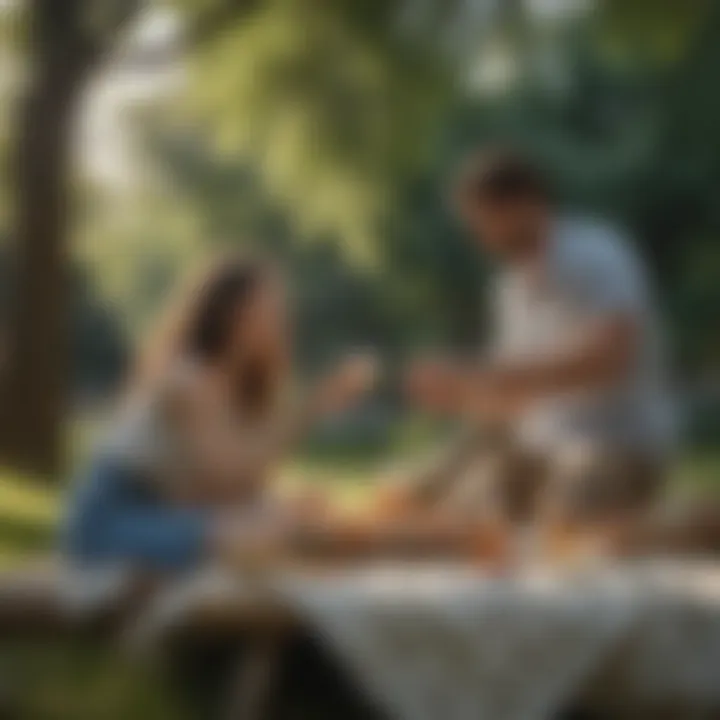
[222, 634, 284, 720]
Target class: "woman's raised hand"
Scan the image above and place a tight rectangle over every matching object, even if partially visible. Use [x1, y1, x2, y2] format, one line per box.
[314, 352, 379, 416]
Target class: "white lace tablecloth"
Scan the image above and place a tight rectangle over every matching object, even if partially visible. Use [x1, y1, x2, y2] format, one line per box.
[277, 561, 720, 720]
[128, 560, 720, 720]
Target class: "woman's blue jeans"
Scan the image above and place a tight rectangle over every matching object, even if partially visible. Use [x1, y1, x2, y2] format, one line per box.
[65, 458, 209, 571]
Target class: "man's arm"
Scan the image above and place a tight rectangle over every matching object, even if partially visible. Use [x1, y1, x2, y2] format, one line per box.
[409, 314, 638, 422]
[411, 225, 649, 422]
[468, 314, 638, 415]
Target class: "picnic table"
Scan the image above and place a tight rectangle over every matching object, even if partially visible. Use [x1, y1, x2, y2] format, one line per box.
[3, 559, 720, 719]
[124, 559, 720, 720]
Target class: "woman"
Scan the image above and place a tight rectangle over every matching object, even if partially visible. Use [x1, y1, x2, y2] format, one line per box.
[65, 254, 376, 572]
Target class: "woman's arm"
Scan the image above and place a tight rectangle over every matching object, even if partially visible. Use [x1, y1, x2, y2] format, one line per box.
[171, 355, 378, 496]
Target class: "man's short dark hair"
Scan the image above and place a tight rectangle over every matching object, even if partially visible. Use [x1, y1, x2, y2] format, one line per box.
[454, 147, 549, 206]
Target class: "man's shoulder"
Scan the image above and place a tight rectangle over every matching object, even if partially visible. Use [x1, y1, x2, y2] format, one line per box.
[554, 215, 639, 276]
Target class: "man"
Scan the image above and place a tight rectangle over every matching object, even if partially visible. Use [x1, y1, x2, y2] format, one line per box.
[405, 147, 675, 525]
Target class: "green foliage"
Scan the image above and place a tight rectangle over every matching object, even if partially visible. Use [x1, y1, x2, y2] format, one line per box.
[188, 0, 450, 259]
[80, 0, 720, 381]
[596, 0, 713, 67]
[6, 0, 717, 420]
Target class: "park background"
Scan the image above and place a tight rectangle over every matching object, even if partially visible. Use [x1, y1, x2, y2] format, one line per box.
[0, 0, 719, 716]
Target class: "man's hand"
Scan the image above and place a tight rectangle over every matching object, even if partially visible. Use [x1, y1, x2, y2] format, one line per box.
[407, 359, 515, 422]
[405, 357, 465, 414]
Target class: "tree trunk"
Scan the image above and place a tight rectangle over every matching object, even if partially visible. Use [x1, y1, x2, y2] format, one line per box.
[0, 0, 223, 478]
[0, 55, 86, 478]
[0, 0, 112, 478]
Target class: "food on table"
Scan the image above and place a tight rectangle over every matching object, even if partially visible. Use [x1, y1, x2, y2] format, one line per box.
[370, 482, 424, 520]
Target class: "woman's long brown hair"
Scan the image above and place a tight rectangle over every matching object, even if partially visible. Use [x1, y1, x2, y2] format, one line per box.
[132, 254, 282, 418]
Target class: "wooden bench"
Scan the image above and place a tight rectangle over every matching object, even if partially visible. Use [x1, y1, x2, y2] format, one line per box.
[0, 562, 121, 636]
[0, 562, 300, 719]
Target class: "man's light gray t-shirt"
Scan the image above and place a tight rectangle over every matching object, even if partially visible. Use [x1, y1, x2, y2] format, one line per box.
[491, 216, 675, 456]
